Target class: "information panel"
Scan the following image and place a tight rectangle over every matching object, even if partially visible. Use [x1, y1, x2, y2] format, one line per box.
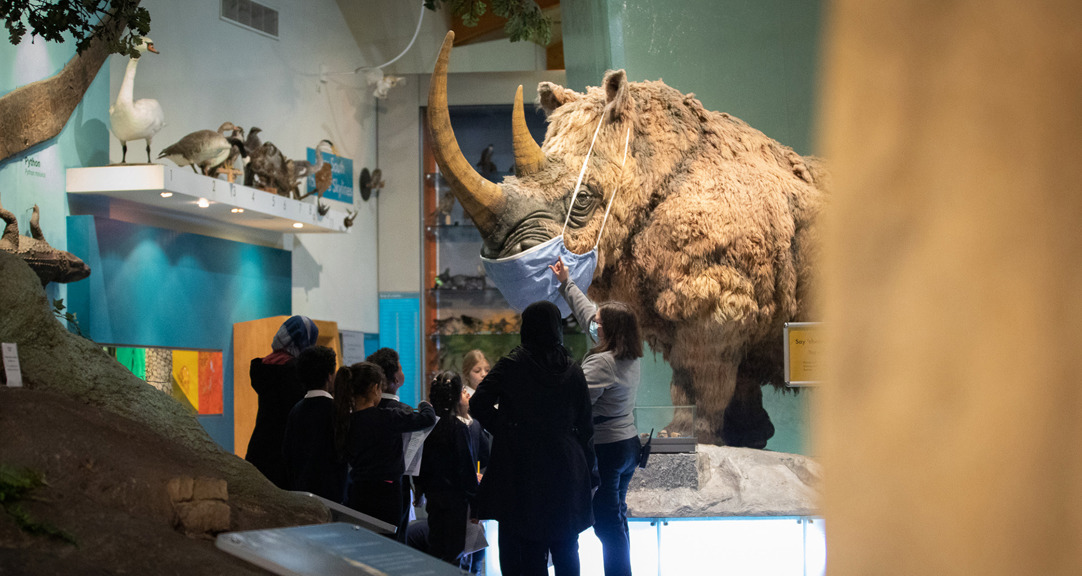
[784, 322, 822, 386]
[216, 522, 463, 576]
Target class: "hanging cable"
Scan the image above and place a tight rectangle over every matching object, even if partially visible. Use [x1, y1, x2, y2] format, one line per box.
[325, 1, 426, 78]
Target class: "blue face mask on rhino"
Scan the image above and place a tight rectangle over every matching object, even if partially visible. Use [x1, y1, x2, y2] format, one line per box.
[482, 118, 631, 317]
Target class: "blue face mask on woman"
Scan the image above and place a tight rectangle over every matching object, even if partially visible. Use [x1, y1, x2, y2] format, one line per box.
[588, 318, 600, 342]
[483, 118, 631, 318]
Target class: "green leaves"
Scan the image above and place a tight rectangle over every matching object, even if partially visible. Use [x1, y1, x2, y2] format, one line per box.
[425, 0, 553, 46]
[0, 0, 151, 56]
[52, 298, 84, 337]
[0, 464, 77, 546]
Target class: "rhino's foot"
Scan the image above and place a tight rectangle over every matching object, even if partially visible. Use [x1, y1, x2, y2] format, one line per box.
[720, 386, 775, 449]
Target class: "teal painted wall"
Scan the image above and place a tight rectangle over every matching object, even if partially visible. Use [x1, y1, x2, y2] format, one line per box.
[67, 216, 293, 450]
[1, 32, 111, 309]
[562, 0, 822, 155]
[561, 0, 823, 454]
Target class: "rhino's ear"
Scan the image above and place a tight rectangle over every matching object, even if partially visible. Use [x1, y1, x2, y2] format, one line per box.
[603, 69, 633, 122]
[538, 82, 580, 115]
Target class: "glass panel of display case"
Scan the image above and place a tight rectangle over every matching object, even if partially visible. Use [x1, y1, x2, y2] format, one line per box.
[480, 517, 823, 576]
[634, 405, 697, 452]
[804, 517, 827, 576]
[659, 517, 807, 575]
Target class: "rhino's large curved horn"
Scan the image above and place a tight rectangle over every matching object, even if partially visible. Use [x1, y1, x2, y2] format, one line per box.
[512, 85, 545, 176]
[428, 31, 503, 235]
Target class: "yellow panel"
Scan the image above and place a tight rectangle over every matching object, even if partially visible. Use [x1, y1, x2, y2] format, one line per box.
[172, 349, 201, 410]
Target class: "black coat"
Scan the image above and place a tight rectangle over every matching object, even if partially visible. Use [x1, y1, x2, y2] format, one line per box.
[417, 415, 478, 509]
[282, 395, 347, 501]
[469, 346, 596, 542]
[245, 357, 304, 488]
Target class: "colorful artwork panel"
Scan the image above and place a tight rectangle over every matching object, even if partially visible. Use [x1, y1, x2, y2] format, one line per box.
[104, 346, 223, 415]
[198, 351, 223, 415]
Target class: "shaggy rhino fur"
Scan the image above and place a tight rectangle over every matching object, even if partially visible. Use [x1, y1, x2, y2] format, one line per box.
[0, 196, 90, 285]
[428, 32, 827, 446]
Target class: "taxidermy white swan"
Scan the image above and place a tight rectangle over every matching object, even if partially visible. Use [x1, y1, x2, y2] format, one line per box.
[109, 37, 164, 163]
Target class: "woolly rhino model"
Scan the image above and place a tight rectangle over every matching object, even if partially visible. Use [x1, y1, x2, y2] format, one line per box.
[428, 32, 826, 447]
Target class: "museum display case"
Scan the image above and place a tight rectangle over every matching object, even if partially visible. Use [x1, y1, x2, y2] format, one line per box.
[420, 104, 554, 378]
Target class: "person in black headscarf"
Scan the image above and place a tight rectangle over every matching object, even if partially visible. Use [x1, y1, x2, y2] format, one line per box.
[470, 301, 596, 576]
[246, 315, 319, 488]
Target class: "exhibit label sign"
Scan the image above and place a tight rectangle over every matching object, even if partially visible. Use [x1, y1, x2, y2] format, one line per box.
[305, 147, 354, 204]
[784, 322, 822, 386]
[2, 343, 23, 387]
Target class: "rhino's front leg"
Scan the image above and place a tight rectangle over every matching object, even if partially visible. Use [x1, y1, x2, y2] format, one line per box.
[721, 371, 775, 449]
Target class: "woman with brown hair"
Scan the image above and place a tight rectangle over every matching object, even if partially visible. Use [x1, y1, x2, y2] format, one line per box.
[551, 257, 643, 576]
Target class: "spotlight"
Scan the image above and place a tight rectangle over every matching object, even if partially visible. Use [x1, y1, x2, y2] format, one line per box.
[197, 198, 210, 208]
[292, 222, 304, 229]
[160, 192, 173, 198]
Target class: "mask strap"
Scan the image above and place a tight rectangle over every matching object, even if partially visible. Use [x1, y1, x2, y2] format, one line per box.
[594, 125, 632, 250]
[561, 115, 605, 237]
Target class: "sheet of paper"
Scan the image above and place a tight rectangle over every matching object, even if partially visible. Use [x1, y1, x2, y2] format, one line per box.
[2, 343, 22, 387]
[402, 417, 437, 477]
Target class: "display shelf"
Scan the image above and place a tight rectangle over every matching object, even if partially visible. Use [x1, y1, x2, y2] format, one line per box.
[66, 165, 348, 234]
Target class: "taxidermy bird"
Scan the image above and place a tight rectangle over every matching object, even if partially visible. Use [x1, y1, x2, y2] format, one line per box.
[477, 144, 497, 178]
[245, 127, 263, 154]
[109, 37, 165, 164]
[245, 141, 294, 196]
[211, 124, 247, 182]
[157, 122, 241, 175]
[344, 209, 358, 229]
[292, 139, 335, 182]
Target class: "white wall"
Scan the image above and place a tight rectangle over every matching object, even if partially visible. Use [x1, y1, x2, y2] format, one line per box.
[114, 0, 381, 332]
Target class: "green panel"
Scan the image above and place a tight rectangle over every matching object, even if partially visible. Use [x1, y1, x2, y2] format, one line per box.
[637, 343, 812, 456]
[563, 0, 822, 154]
[113, 347, 147, 380]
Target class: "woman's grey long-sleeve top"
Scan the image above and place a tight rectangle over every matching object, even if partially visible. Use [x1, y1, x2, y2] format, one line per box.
[559, 278, 640, 445]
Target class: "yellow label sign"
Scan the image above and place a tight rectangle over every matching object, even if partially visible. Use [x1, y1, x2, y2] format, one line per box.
[785, 322, 822, 385]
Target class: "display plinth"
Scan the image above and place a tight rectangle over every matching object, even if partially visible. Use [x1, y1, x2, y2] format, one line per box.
[66, 165, 348, 234]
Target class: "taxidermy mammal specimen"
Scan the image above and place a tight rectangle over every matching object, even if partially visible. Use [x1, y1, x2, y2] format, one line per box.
[109, 37, 164, 164]
[428, 32, 826, 446]
[0, 197, 90, 285]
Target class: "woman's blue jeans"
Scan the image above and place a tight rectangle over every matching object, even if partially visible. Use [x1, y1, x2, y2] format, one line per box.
[593, 436, 640, 576]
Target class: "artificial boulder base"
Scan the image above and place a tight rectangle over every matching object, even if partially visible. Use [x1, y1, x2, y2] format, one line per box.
[0, 249, 327, 574]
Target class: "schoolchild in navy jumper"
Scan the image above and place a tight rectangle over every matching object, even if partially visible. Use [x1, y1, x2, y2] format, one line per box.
[342, 360, 435, 535]
[417, 371, 481, 568]
[282, 345, 345, 501]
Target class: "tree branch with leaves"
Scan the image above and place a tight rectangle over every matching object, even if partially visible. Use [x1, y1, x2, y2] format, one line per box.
[425, 0, 553, 45]
[1, 0, 151, 57]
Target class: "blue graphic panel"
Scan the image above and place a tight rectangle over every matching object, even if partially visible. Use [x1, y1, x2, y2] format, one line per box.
[378, 294, 421, 407]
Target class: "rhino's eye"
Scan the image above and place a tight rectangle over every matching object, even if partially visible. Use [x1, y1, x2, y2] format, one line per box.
[567, 185, 601, 228]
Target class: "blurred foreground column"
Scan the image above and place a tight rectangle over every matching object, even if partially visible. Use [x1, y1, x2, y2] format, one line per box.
[817, 2, 1082, 575]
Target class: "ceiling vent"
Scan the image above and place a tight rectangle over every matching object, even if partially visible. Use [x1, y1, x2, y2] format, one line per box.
[221, 0, 279, 38]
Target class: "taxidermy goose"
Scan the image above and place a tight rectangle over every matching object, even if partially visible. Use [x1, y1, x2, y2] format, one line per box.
[157, 122, 242, 175]
[109, 37, 165, 164]
[210, 123, 247, 182]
